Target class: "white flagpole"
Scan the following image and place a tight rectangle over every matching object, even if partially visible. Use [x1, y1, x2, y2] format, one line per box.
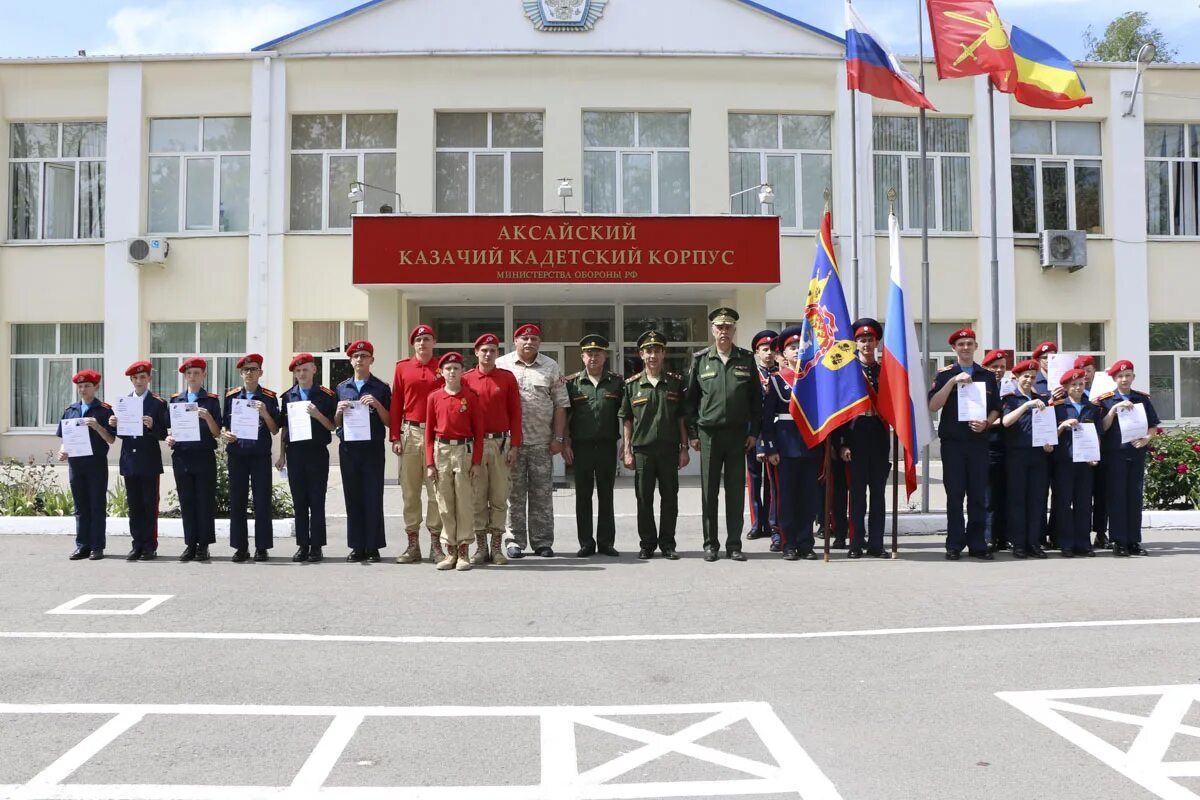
[917, 0, 931, 514]
[848, 1, 860, 318]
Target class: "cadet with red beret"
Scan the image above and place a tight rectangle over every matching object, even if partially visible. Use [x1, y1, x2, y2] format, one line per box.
[56, 370, 115, 561]
[981, 349, 1010, 552]
[336, 340, 392, 562]
[1094, 360, 1159, 557]
[167, 357, 222, 562]
[106, 360, 170, 560]
[424, 352, 484, 571]
[1031, 341, 1058, 396]
[1002, 360, 1053, 559]
[1074, 354, 1109, 548]
[277, 353, 338, 562]
[221, 353, 280, 562]
[1052, 368, 1101, 557]
[746, 329, 778, 545]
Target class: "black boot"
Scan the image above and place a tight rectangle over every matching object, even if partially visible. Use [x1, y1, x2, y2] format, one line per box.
[178, 545, 196, 562]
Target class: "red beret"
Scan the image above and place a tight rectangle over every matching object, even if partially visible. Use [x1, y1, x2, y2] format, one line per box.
[124, 360, 153, 377]
[1059, 368, 1086, 386]
[514, 323, 541, 339]
[409, 324, 435, 344]
[1032, 341, 1058, 359]
[474, 333, 499, 349]
[947, 328, 975, 346]
[981, 349, 1006, 367]
[1012, 359, 1040, 376]
[437, 352, 464, 369]
[1073, 355, 1095, 369]
[179, 357, 207, 374]
[346, 340, 374, 357]
[236, 353, 263, 370]
[72, 369, 101, 385]
[288, 353, 315, 372]
[1107, 359, 1134, 377]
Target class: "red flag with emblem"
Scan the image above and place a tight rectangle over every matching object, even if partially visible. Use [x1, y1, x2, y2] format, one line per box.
[926, 0, 1017, 81]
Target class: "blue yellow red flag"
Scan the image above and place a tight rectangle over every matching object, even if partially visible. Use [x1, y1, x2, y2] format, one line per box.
[788, 211, 871, 448]
[991, 26, 1092, 110]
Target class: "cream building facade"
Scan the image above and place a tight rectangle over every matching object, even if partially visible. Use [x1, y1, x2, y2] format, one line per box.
[2, 0, 1199, 463]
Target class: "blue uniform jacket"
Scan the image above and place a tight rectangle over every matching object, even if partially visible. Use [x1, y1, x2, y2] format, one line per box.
[335, 374, 392, 443]
[221, 385, 279, 456]
[758, 372, 818, 460]
[116, 391, 169, 476]
[280, 383, 338, 449]
[929, 363, 1000, 442]
[56, 400, 115, 465]
[1053, 400, 1102, 463]
[169, 389, 222, 452]
[1002, 392, 1052, 449]
[1094, 390, 1160, 454]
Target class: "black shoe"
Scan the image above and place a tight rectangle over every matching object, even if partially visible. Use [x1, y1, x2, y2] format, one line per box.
[576, 545, 596, 558]
[969, 551, 995, 561]
[138, 550, 157, 561]
[254, 549, 269, 562]
[945, 551, 961, 561]
[1061, 550, 1076, 559]
[1093, 533, 1109, 549]
[783, 550, 800, 561]
[728, 550, 747, 562]
[989, 540, 1011, 553]
[663, 550, 680, 560]
[88, 549, 104, 561]
[1012, 548, 1028, 559]
[637, 548, 652, 560]
[196, 545, 210, 562]
[292, 548, 309, 563]
[847, 550, 862, 559]
[833, 537, 847, 549]
[745, 529, 767, 540]
[308, 547, 323, 563]
[1129, 543, 1148, 556]
[231, 549, 250, 563]
[69, 547, 91, 561]
[768, 541, 782, 553]
[801, 550, 819, 560]
[598, 546, 620, 557]
[367, 549, 381, 563]
[867, 549, 889, 558]
[125, 549, 142, 562]
[535, 546, 554, 557]
[816, 526, 827, 540]
[1083, 549, 1096, 558]
[703, 548, 719, 562]
[1030, 548, 1049, 560]
[178, 545, 196, 563]
[346, 549, 365, 562]
[1113, 543, 1130, 557]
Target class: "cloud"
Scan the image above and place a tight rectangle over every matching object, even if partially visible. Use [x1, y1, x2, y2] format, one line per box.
[94, 1, 316, 54]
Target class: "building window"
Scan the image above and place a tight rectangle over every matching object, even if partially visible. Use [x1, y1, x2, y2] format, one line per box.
[9, 122, 105, 241]
[149, 321, 246, 396]
[417, 306, 507, 369]
[1145, 123, 1200, 237]
[1149, 322, 1200, 421]
[292, 320, 368, 388]
[147, 117, 250, 234]
[1010, 120, 1103, 235]
[873, 116, 971, 233]
[583, 111, 690, 214]
[435, 113, 544, 214]
[9, 323, 103, 428]
[912, 322, 975, 387]
[1015, 322, 1105, 366]
[290, 114, 397, 231]
[728, 113, 831, 231]
[623, 305, 709, 378]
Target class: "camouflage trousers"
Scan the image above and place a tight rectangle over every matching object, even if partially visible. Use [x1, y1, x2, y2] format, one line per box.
[506, 445, 554, 550]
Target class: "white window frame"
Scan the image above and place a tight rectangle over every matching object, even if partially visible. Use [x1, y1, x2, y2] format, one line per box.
[289, 114, 397, 233]
[1145, 123, 1200, 238]
[434, 112, 544, 214]
[582, 111, 691, 215]
[291, 320, 368, 388]
[147, 117, 250, 235]
[8, 122, 106, 242]
[9, 323, 104, 430]
[873, 116, 972, 235]
[1010, 120, 1104, 236]
[1149, 322, 1200, 422]
[1015, 321, 1106, 365]
[149, 321, 246, 396]
[728, 114, 832, 232]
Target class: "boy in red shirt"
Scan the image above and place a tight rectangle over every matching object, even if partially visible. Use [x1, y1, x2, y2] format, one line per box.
[425, 352, 484, 571]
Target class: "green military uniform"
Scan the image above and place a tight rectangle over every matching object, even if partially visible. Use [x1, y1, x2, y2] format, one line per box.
[566, 334, 624, 555]
[684, 308, 762, 560]
[621, 329, 687, 558]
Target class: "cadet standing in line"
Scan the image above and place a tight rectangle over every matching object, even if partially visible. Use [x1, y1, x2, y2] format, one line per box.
[389, 324, 445, 565]
[107, 360, 169, 561]
[221, 353, 280, 562]
[837, 318, 891, 559]
[684, 307, 761, 563]
[620, 330, 689, 560]
[1031, 340, 1060, 549]
[564, 334, 624, 558]
[57, 370, 115, 561]
[276, 353, 338, 563]
[746, 329, 778, 544]
[1052, 368, 1100, 557]
[462, 333, 522, 566]
[336, 340, 392, 563]
[168, 358, 222, 562]
[1074, 354, 1109, 549]
[424, 352, 484, 572]
[1001, 359, 1053, 559]
[982, 349, 1010, 553]
[927, 329, 999, 561]
[1094, 360, 1159, 558]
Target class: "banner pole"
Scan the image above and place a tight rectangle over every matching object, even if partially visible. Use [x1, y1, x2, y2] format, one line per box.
[850, 87, 860, 319]
[988, 80, 1000, 346]
[824, 442, 833, 563]
[917, 0, 932, 515]
[891, 431, 900, 559]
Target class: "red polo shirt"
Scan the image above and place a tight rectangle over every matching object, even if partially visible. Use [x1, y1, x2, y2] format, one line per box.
[424, 387, 484, 467]
[388, 356, 443, 440]
[462, 366, 523, 447]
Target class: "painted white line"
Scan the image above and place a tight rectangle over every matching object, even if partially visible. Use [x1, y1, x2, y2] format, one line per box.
[45, 594, 172, 616]
[288, 713, 364, 794]
[9, 711, 143, 800]
[5, 615, 1200, 646]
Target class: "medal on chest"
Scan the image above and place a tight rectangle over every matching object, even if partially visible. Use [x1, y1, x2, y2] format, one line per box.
[459, 398, 468, 414]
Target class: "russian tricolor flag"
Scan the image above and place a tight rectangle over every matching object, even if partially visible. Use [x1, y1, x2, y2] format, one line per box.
[845, 4, 936, 111]
[877, 211, 934, 498]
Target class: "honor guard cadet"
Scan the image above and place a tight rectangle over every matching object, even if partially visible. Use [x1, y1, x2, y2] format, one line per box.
[1095, 360, 1159, 557]
[462, 333, 522, 566]
[336, 340, 392, 562]
[168, 358, 222, 562]
[981, 349, 1010, 552]
[389, 324, 445, 565]
[564, 334, 624, 558]
[424, 352, 485, 572]
[1052, 368, 1101, 557]
[1001, 360, 1053, 559]
[836, 318, 891, 559]
[746, 330, 778, 544]
[221, 353, 280, 562]
[56, 370, 115, 561]
[277, 353, 338, 563]
[620, 330, 689, 560]
[107, 360, 169, 561]
[1075, 354, 1109, 549]
[928, 328, 1000, 560]
[684, 307, 762, 563]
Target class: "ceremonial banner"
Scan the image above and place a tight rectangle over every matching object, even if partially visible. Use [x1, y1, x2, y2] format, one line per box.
[926, 0, 1015, 80]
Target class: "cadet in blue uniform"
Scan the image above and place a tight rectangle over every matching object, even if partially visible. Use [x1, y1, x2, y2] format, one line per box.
[106, 360, 169, 560]
[336, 340, 392, 562]
[928, 328, 999, 560]
[56, 369, 115, 560]
[1094, 359, 1159, 557]
[981, 349, 1010, 552]
[1052, 368, 1100, 557]
[1074, 355, 1109, 549]
[277, 352, 338, 563]
[1001, 359, 1053, 559]
[1031, 341, 1061, 549]
[836, 318, 891, 559]
[221, 353, 280, 562]
[168, 357, 222, 562]
[745, 330, 777, 544]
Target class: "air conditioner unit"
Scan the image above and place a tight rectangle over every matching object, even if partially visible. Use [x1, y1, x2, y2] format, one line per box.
[1039, 230, 1086, 272]
[127, 237, 169, 265]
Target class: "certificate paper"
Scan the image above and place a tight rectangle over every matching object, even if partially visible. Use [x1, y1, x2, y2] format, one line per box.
[61, 418, 93, 458]
[231, 398, 260, 441]
[287, 401, 313, 443]
[957, 382, 987, 422]
[115, 395, 144, 437]
[1088, 371, 1117, 399]
[170, 402, 201, 442]
[342, 403, 371, 442]
[1031, 407, 1058, 447]
[1072, 423, 1101, 463]
[1046, 353, 1076, 389]
[1118, 403, 1149, 444]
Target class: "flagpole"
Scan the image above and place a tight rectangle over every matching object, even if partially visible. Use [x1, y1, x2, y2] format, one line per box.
[987, 80, 1000, 345]
[888, 188, 900, 560]
[824, 443, 833, 563]
[850, 87, 860, 318]
[917, 0, 931, 514]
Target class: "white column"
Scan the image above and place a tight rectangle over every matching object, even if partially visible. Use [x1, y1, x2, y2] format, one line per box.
[367, 288, 402, 480]
[1108, 70, 1149, 370]
[103, 64, 144, 384]
[975, 76, 1016, 349]
[836, 65, 877, 319]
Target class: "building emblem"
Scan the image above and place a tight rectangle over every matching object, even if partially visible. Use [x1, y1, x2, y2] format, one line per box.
[523, 0, 608, 32]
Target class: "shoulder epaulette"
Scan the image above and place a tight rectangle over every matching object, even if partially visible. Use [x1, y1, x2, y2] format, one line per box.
[938, 363, 955, 372]
[259, 387, 277, 398]
[565, 371, 580, 381]
[207, 392, 220, 399]
[693, 347, 708, 358]
[226, 387, 241, 397]
[171, 392, 182, 399]
[1094, 391, 1115, 403]
[151, 393, 164, 401]
[320, 386, 335, 397]
[625, 372, 643, 384]
[99, 402, 112, 410]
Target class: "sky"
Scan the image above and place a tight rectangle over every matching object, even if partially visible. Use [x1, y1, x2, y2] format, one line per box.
[0, 0, 1196, 62]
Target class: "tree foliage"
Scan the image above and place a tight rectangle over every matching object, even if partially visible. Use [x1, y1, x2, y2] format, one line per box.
[1083, 12, 1176, 63]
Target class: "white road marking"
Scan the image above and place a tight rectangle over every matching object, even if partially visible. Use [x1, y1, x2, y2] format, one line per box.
[288, 713, 364, 794]
[44, 594, 172, 616]
[7, 711, 143, 800]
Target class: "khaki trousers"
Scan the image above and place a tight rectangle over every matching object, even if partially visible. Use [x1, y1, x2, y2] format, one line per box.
[401, 424, 441, 533]
[433, 441, 476, 547]
[474, 438, 510, 534]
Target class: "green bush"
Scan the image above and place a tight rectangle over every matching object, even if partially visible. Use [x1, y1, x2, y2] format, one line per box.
[162, 448, 294, 519]
[106, 477, 130, 517]
[0, 456, 76, 517]
[1145, 425, 1200, 510]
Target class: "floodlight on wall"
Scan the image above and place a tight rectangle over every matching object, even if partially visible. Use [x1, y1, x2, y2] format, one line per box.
[348, 181, 402, 212]
[1123, 42, 1157, 118]
[729, 183, 775, 213]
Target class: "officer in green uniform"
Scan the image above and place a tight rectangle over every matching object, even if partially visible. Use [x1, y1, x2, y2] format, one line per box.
[684, 307, 762, 562]
[621, 330, 689, 560]
[564, 334, 624, 558]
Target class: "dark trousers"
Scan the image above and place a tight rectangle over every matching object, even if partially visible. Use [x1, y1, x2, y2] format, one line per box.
[68, 460, 108, 551]
[340, 441, 386, 551]
[634, 447, 679, 552]
[1006, 448, 1049, 552]
[941, 438, 988, 555]
[1106, 451, 1147, 547]
[849, 434, 890, 554]
[1092, 464, 1108, 536]
[777, 456, 819, 555]
[288, 446, 329, 548]
[1042, 458, 1059, 545]
[173, 452, 216, 547]
[699, 427, 747, 553]
[228, 451, 273, 550]
[573, 440, 617, 550]
[125, 474, 160, 552]
[746, 452, 772, 534]
[986, 454, 1006, 546]
[1053, 460, 1095, 554]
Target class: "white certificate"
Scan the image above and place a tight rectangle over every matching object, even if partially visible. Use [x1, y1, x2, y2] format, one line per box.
[287, 401, 313, 443]
[342, 402, 371, 442]
[1118, 402, 1149, 444]
[231, 398, 260, 441]
[957, 382, 988, 422]
[999, 376, 1016, 398]
[1072, 422, 1101, 463]
[1087, 371, 1117, 399]
[170, 402, 201, 442]
[61, 418, 93, 458]
[115, 395, 144, 438]
[1031, 406, 1058, 447]
[1046, 353, 1076, 389]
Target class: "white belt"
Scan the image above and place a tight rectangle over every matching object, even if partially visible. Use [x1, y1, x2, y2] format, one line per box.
[776, 413, 793, 422]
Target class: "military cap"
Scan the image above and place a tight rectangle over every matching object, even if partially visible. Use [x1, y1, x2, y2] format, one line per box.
[752, 330, 778, 350]
[179, 357, 207, 373]
[1073, 355, 1095, 369]
[637, 330, 668, 350]
[1107, 359, 1134, 377]
[124, 360, 153, 377]
[1059, 368, 1087, 386]
[409, 324, 435, 344]
[947, 328, 976, 346]
[776, 325, 805, 351]
[579, 334, 609, 352]
[708, 307, 739, 325]
[852, 317, 883, 340]
[345, 340, 374, 357]
[514, 323, 542, 339]
[72, 369, 102, 385]
[474, 333, 499, 349]
[236, 353, 263, 370]
[437, 352, 464, 369]
[288, 353, 315, 372]
[1011, 359, 1040, 376]
[1032, 341, 1058, 359]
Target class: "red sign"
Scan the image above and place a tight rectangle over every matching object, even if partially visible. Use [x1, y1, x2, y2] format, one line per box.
[352, 214, 780, 285]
